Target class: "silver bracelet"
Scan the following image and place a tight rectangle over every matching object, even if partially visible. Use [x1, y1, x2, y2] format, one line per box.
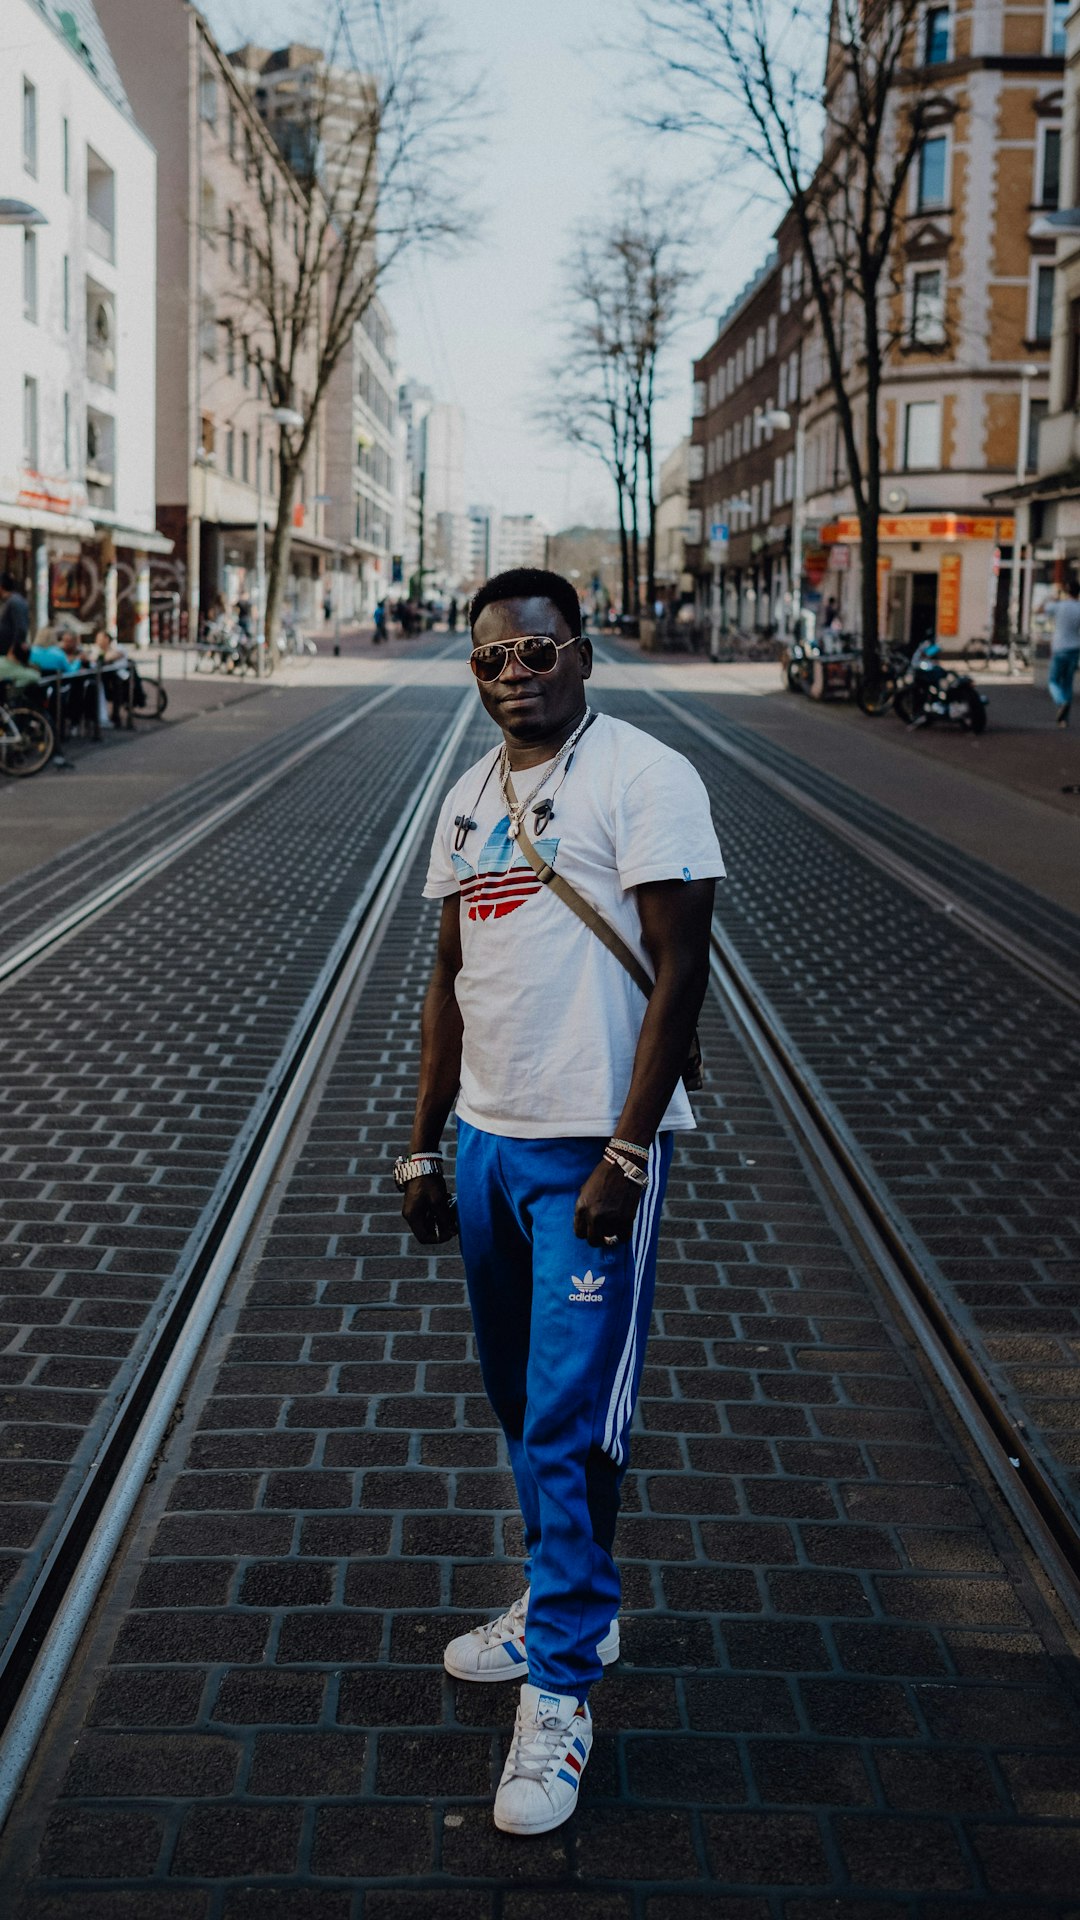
[393, 1152, 444, 1189]
[603, 1147, 649, 1189]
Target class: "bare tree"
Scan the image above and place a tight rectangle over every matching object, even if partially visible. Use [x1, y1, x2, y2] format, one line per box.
[223, 0, 474, 653]
[538, 184, 693, 616]
[638, 0, 938, 676]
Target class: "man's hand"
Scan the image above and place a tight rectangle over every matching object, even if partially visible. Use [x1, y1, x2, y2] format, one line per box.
[573, 1158, 642, 1248]
[401, 1171, 459, 1246]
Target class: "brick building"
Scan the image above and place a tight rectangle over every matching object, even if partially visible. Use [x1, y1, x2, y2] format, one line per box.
[687, 0, 1064, 650]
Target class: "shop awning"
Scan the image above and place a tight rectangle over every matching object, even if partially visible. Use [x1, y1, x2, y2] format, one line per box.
[90, 519, 174, 554]
[986, 463, 1080, 506]
[0, 500, 96, 539]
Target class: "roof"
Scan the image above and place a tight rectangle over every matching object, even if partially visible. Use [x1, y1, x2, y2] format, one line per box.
[714, 251, 780, 339]
[39, 0, 133, 118]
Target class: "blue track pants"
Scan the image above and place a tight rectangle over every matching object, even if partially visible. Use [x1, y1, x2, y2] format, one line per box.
[455, 1119, 673, 1699]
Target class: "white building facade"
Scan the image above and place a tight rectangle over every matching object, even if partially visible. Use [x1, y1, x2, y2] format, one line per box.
[0, 0, 164, 639]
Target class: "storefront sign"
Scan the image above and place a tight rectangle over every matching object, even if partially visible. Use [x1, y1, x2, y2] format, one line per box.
[831, 544, 851, 570]
[822, 514, 1015, 544]
[804, 548, 829, 588]
[938, 551, 962, 637]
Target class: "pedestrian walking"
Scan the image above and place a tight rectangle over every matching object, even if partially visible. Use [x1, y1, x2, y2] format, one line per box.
[398, 565, 724, 1837]
[1049, 578, 1080, 728]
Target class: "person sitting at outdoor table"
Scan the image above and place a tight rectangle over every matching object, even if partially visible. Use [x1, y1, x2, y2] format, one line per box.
[31, 627, 90, 732]
[0, 635, 43, 701]
[92, 628, 142, 725]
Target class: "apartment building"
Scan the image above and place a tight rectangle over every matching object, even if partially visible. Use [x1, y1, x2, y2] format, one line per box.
[1000, 0, 1080, 635]
[0, 0, 164, 638]
[687, 0, 1063, 649]
[687, 248, 802, 633]
[97, 0, 330, 630]
[325, 297, 400, 617]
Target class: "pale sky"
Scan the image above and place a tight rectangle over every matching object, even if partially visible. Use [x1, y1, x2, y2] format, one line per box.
[203, 0, 774, 527]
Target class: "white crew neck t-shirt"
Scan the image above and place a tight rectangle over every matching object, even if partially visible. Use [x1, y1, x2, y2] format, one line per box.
[423, 710, 725, 1139]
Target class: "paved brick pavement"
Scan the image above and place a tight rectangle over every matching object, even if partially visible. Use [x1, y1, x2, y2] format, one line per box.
[0, 686, 469, 1666]
[4, 759, 1080, 1914]
[598, 690, 1080, 1564]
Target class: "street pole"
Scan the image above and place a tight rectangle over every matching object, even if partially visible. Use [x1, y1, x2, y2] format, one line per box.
[417, 467, 426, 605]
[255, 414, 265, 680]
[1008, 363, 1038, 675]
[791, 414, 806, 640]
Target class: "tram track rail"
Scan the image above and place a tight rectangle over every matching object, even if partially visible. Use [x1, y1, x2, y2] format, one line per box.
[708, 926, 1080, 1637]
[588, 650, 1080, 1011]
[0, 687, 476, 1829]
[0, 629, 467, 990]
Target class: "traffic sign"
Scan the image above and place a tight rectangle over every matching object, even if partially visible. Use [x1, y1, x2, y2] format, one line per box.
[709, 521, 729, 564]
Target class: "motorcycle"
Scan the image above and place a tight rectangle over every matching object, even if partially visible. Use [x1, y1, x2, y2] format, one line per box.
[782, 633, 820, 693]
[892, 640, 988, 734]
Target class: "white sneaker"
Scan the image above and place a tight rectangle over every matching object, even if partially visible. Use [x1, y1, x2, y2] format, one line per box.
[442, 1587, 619, 1683]
[493, 1683, 593, 1835]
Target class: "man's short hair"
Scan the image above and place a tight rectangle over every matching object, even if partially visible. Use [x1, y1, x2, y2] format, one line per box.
[469, 568, 582, 639]
[0, 571, 20, 594]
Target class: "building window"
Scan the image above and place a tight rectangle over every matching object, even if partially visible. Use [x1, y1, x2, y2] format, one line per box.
[200, 413, 215, 459]
[781, 261, 791, 313]
[241, 431, 250, 483]
[199, 295, 217, 361]
[243, 226, 252, 283]
[228, 102, 237, 160]
[917, 135, 948, 209]
[23, 229, 37, 322]
[911, 267, 946, 344]
[1033, 261, 1055, 343]
[201, 179, 217, 246]
[1039, 125, 1062, 209]
[903, 398, 941, 469]
[925, 5, 950, 62]
[1049, 0, 1068, 55]
[23, 78, 37, 175]
[226, 427, 235, 477]
[199, 63, 217, 125]
[87, 148, 116, 264]
[242, 339, 251, 389]
[1028, 396, 1048, 471]
[63, 254, 70, 331]
[23, 376, 39, 469]
[789, 349, 800, 401]
[62, 116, 70, 192]
[225, 323, 235, 377]
[63, 391, 72, 470]
[767, 312, 777, 356]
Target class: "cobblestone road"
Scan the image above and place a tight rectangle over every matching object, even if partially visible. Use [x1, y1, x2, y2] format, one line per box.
[4, 704, 1080, 1914]
[0, 685, 468, 1663]
[596, 690, 1080, 1548]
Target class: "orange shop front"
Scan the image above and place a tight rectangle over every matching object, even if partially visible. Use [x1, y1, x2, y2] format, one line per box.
[819, 514, 1014, 652]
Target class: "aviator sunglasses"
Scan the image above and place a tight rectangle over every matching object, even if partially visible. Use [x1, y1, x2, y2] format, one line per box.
[469, 633, 578, 683]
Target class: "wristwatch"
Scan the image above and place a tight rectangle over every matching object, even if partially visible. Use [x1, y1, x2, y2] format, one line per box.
[393, 1153, 445, 1189]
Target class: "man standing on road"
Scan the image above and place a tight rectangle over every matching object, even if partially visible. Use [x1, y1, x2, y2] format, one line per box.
[1049, 578, 1080, 728]
[398, 566, 723, 1836]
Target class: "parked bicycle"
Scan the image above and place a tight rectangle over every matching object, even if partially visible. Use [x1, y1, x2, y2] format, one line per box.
[0, 696, 55, 777]
[962, 632, 1031, 672]
[855, 643, 912, 717]
[279, 612, 318, 658]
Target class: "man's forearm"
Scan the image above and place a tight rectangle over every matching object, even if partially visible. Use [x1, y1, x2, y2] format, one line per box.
[613, 959, 708, 1147]
[410, 976, 463, 1151]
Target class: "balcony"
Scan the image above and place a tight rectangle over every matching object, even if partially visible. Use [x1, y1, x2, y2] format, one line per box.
[86, 406, 116, 511]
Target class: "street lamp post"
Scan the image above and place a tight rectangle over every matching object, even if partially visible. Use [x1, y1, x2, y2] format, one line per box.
[763, 407, 805, 638]
[1008, 363, 1040, 675]
[255, 406, 304, 677]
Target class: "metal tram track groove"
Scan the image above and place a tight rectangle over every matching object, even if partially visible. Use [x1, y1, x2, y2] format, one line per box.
[645, 685, 1080, 1014]
[0, 687, 475, 1832]
[0, 683, 406, 990]
[708, 926, 1080, 1637]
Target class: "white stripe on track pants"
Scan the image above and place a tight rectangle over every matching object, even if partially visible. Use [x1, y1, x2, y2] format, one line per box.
[455, 1118, 673, 1699]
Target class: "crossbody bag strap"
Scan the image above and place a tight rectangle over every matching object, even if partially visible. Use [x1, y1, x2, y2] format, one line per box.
[505, 771, 655, 998]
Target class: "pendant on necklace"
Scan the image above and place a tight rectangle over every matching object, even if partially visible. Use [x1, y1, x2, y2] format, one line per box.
[507, 815, 521, 841]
